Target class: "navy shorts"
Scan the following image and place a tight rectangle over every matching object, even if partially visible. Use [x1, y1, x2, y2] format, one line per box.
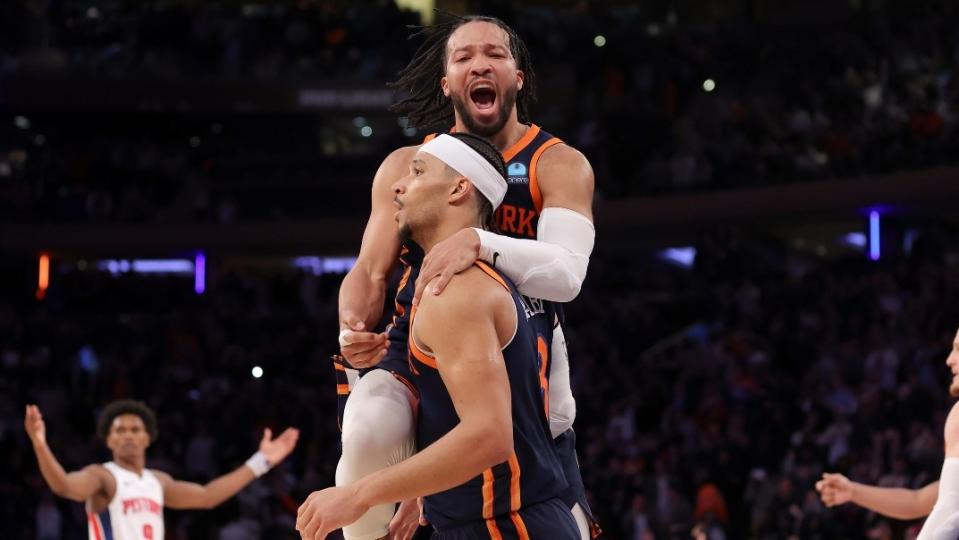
[555, 429, 601, 537]
[431, 498, 578, 540]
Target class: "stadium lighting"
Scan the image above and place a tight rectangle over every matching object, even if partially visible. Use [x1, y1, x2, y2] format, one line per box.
[869, 211, 881, 261]
[703, 79, 716, 92]
[194, 253, 206, 294]
[593, 35, 607, 48]
[37, 254, 50, 300]
[252, 366, 264, 378]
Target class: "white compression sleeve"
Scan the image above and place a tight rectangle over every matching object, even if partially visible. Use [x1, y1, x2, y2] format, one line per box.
[548, 322, 576, 438]
[917, 458, 959, 540]
[474, 207, 594, 303]
[336, 370, 417, 540]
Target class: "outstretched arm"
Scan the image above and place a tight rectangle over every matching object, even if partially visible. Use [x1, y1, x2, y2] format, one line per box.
[414, 143, 594, 304]
[25, 405, 109, 502]
[816, 472, 937, 520]
[297, 272, 515, 539]
[160, 427, 299, 509]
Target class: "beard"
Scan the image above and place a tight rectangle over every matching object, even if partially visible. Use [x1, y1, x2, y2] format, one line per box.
[450, 84, 518, 138]
[398, 223, 413, 246]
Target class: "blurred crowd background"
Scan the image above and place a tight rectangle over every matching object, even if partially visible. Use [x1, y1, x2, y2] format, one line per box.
[2, 1, 959, 539]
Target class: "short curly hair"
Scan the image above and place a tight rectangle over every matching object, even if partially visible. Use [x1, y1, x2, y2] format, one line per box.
[96, 400, 159, 441]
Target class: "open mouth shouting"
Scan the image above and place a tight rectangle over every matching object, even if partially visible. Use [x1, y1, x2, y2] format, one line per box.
[468, 79, 498, 120]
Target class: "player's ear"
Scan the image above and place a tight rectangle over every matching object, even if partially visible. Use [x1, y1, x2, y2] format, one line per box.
[516, 70, 524, 92]
[448, 177, 472, 205]
[441, 75, 451, 98]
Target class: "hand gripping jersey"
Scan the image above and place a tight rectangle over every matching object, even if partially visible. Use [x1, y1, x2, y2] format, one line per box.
[407, 262, 567, 535]
[87, 462, 164, 540]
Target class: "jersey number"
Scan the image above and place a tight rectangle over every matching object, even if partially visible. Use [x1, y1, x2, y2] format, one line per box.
[536, 335, 550, 419]
[143, 524, 154, 540]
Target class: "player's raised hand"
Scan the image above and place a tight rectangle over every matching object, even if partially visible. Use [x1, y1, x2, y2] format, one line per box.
[24, 405, 47, 446]
[339, 310, 388, 368]
[258, 427, 300, 465]
[815, 472, 854, 507]
[412, 228, 480, 306]
[297, 486, 369, 540]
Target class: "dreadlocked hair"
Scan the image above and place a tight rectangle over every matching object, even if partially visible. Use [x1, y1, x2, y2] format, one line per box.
[448, 132, 505, 233]
[389, 13, 537, 132]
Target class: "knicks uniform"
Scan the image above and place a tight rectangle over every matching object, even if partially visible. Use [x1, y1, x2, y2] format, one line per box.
[334, 124, 598, 535]
[335, 124, 560, 415]
[87, 462, 164, 540]
[408, 262, 578, 539]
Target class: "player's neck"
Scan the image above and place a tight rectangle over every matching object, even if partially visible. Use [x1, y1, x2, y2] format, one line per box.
[113, 455, 147, 475]
[417, 217, 481, 254]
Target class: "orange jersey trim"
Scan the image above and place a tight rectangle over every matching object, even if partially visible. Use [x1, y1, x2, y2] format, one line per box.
[474, 261, 510, 292]
[486, 518, 505, 540]
[528, 138, 563, 214]
[482, 468, 496, 519]
[510, 512, 531, 540]
[502, 125, 541, 162]
[408, 305, 439, 369]
[336, 384, 350, 395]
[508, 453, 522, 511]
[391, 266, 413, 328]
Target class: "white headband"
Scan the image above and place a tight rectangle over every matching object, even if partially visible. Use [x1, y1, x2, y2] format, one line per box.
[418, 134, 507, 209]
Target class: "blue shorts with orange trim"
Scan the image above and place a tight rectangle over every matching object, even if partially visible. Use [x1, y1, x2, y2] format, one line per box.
[430, 498, 578, 540]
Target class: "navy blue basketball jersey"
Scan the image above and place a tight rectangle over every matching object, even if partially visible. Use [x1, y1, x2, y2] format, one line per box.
[495, 124, 563, 240]
[385, 242, 424, 357]
[385, 125, 561, 357]
[407, 261, 566, 534]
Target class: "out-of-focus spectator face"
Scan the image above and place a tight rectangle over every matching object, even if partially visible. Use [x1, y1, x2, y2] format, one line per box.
[442, 20, 522, 138]
[947, 327, 959, 397]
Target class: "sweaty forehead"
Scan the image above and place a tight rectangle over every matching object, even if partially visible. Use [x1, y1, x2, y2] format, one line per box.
[447, 21, 510, 54]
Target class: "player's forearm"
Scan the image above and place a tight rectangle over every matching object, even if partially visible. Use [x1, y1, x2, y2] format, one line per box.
[353, 420, 512, 508]
[850, 483, 931, 519]
[338, 265, 388, 329]
[474, 208, 593, 303]
[198, 464, 257, 509]
[31, 441, 76, 499]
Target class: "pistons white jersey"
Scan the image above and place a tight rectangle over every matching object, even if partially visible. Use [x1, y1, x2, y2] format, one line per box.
[87, 462, 164, 540]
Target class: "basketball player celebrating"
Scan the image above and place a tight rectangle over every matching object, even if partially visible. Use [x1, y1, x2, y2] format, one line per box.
[24, 400, 299, 539]
[815, 326, 959, 536]
[298, 133, 579, 540]
[334, 15, 596, 540]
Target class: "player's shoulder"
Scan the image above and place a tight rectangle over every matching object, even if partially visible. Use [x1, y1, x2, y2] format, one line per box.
[535, 139, 594, 188]
[82, 462, 112, 479]
[148, 468, 174, 486]
[374, 144, 421, 179]
[537, 138, 588, 167]
[419, 265, 512, 316]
